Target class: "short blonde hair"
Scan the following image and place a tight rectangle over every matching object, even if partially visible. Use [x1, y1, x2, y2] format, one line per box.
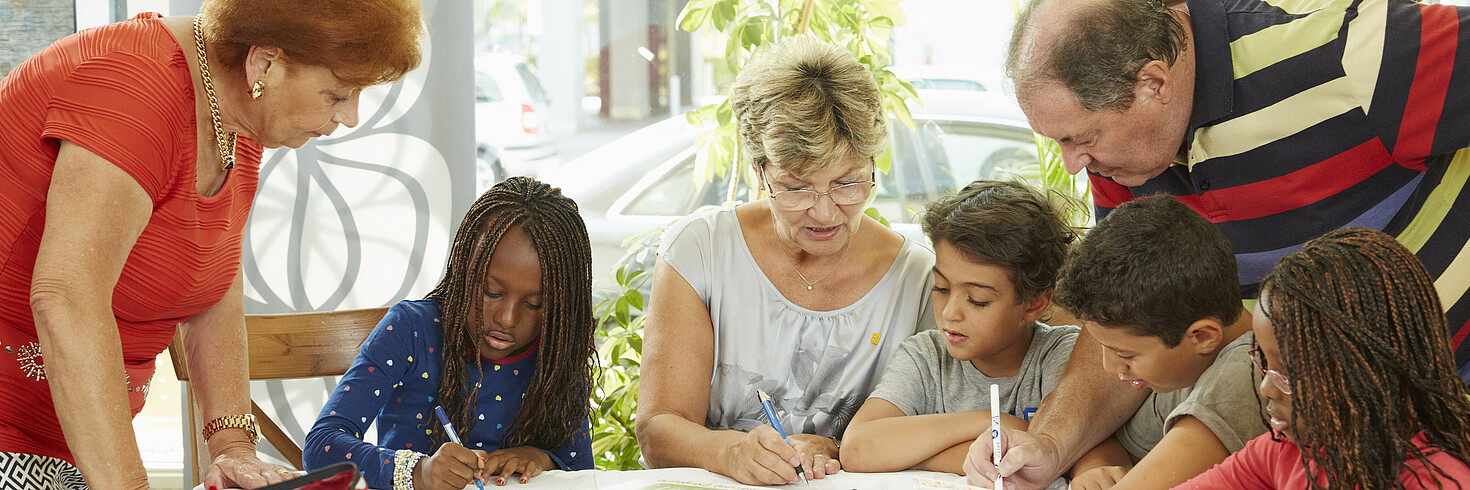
[732, 35, 887, 178]
[202, 0, 423, 88]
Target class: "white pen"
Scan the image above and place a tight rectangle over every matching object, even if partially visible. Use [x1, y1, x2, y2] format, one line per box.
[991, 383, 1003, 490]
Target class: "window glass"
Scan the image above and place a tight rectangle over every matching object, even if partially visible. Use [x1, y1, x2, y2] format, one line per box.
[910, 79, 987, 91]
[516, 63, 551, 105]
[476, 70, 504, 103]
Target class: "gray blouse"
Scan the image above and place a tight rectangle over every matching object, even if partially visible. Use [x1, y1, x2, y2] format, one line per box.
[658, 205, 937, 439]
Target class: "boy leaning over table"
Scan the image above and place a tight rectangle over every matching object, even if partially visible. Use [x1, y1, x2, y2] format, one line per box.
[1050, 196, 1267, 490]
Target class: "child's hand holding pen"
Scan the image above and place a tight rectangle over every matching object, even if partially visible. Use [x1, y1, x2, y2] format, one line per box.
[419, 442, 488, 490]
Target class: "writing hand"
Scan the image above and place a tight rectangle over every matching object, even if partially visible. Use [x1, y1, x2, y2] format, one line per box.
[962, 427, 1064, 490]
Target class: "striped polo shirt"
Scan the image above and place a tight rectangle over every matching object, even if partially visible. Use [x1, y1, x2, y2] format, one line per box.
[1088, 0, 1470, 376]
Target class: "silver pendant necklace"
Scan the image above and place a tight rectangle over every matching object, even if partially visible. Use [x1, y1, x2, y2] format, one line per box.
[771, 221, 852, 291]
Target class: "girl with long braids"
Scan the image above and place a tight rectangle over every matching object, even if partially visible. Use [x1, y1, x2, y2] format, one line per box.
[305, 176, 596, 490]
[1181, 227, 1470, 489]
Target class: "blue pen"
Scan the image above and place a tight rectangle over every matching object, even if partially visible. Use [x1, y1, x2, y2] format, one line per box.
[756, 389, 809, 486]
[434, 406, 486, 490]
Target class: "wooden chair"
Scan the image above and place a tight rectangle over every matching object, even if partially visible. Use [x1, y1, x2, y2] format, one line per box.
[168, 307, 389, 483]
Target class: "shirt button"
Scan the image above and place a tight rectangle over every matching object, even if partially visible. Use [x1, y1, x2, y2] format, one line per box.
[1199, 180, 1212, 191]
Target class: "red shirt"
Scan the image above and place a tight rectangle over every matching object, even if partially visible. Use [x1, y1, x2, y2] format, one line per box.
[1178, 432, 1470, 489]
[0, 13, 261, 462]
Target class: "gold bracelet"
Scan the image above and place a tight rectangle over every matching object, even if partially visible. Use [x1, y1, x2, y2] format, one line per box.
[202, 413, 260, 444]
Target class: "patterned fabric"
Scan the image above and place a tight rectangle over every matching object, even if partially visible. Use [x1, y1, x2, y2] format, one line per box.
[0, 452, 88, 490]
[1087, 0, 1470, 378]
[303, 300, 592, 489]
[0, 12, 262, 463]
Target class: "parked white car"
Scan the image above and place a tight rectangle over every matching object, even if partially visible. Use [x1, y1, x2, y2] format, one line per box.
[542, 90, 1043, 282]
[475, 54, 560, 192]
[887, 64, 1001, 92]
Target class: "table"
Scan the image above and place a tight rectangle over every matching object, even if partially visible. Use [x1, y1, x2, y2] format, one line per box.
[444, 467, 1069, 489]
[203, 467, 1069, 489]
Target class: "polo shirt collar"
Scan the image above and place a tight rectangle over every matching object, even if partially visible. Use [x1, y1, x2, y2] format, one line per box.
[1186, 0, 1234, 135]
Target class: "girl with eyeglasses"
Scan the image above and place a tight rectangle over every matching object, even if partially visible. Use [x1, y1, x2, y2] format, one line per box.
[1180, 228, 1470, 489]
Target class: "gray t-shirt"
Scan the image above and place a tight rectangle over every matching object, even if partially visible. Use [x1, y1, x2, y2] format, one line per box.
[658, 206, 937, 439]
[1115, 332, 1268, 459]
[868, 323, 1078, 421]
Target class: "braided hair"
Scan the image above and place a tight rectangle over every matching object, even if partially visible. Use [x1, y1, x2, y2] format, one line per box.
[1260, 227, 1470, 489]
[424, 176, 596, 451]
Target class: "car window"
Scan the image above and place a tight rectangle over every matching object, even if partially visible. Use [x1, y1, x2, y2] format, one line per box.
[909, 79, 986, 91]
[476, 70, 503, 102]
[624, 154, 750, 217]
[624, 156, 704, 216]
[516, 63, 551, 106]
[878, 119, 1039, 223]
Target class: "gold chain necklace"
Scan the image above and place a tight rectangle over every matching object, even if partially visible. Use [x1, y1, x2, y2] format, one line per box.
[193, 16, 236, 170]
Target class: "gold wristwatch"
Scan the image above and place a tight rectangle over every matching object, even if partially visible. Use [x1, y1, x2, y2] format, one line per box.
[202, 413, 260, 444]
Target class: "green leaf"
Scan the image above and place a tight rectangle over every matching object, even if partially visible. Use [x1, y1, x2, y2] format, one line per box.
[716, 99, 733, 126]
[875, 146, 892, 174]
[678, 5, 711, 33]
[866, 0, 907, 25]
[886, 92, 916, 133]
[741, 20, 765, 49]
[868, 16, 894, 32]
[864, 207, 892, 227]
[712, 0, 737, 31]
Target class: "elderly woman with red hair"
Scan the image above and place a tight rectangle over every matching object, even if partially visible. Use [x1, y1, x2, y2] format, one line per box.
[0, 0, 423, 488]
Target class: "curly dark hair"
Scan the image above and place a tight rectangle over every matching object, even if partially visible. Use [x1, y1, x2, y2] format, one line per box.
[1054, 195, 1239, 346]
[921, 180, 1082, 302]
[424, 176, 596, 451]
[1260, 228, 1470, 489]
[1006, 0, 1188, 111]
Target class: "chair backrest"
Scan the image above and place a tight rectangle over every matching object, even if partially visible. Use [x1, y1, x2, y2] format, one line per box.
[168, 307, 388, 483]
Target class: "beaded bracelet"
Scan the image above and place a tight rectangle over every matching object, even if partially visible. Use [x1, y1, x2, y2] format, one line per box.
[393, 449, 425, 490]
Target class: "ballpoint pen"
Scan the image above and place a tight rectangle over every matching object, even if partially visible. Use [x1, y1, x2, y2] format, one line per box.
[435, 406, 486, 490]
[756, 389, 809, 486]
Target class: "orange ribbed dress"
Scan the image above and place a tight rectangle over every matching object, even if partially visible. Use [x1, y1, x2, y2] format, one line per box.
[0, 13, 263, 463]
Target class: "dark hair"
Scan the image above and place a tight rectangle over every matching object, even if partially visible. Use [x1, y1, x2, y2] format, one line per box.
[1054, 195, 1239, 346]
[201, 0, 424, 87]
[425, 176, 596, 451]
[1260, 228, 1470, 489]
[921, 180, 1082, 302]
[1006, 0, 1187, 111]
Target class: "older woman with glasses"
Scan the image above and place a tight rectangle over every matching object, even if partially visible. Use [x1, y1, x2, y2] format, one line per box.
[635, 35, 937, 486]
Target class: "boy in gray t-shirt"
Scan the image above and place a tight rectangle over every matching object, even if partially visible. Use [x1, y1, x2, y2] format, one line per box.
[870, 323, 1077, 422]
[1055, 196, 1268, 489]
[840, 181, 1096, 476]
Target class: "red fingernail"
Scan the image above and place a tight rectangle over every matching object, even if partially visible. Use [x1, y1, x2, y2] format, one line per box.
[520, 477, 528, 484]
[209, 487, 218, 490]
[498, 477, 506, 485]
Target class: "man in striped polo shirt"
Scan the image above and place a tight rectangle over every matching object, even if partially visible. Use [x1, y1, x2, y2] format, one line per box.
[962, 0, 1470, 488]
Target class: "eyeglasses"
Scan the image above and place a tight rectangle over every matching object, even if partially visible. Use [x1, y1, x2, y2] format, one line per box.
[1248, 346, 1293, 395]
[760, 168, 876, 211]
